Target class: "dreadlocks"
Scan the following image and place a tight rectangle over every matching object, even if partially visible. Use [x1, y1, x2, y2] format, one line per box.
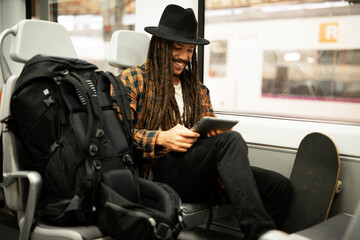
[140, 36, 203, 131]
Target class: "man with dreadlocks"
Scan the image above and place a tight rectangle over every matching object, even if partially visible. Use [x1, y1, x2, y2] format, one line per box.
[115, 4, 291, 240]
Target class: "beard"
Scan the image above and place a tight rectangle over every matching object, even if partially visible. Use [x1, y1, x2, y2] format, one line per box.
[172, 60, 189, 77]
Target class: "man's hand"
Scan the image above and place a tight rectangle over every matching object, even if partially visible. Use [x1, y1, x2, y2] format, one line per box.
[156, 124, 200, 152]
[206, 129, 224, 138]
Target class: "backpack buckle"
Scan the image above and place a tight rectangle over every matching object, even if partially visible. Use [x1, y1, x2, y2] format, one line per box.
[61, 70, 69, 75]
[123, 154, 133, 166]
[89, 143, 98, 156]
[154, 222, 172, 239]
[92, 159, 102, 170]
[50, 141, 61, 153]
[96, 129, 104, 138]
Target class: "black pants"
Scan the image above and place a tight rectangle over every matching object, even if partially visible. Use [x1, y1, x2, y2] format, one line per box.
[152, 131, 291, 240]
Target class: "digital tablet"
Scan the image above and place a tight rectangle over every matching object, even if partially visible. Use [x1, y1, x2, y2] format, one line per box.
[191, 117, 239, 136]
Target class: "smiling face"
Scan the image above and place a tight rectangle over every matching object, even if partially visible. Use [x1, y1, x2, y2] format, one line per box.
[172, 42, 196, 79]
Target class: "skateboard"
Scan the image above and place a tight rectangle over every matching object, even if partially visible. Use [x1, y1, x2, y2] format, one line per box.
[281, 132, 342, 233]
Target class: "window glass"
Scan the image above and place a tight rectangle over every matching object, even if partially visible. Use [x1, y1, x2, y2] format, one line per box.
[204, 1, 360, 123]
[209, 40, 227, 77]
[262, 49, 360, 102]
[33, 0, 136, 73]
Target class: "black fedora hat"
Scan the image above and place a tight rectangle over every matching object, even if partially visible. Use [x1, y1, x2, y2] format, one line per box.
[145, 4, 210, 45]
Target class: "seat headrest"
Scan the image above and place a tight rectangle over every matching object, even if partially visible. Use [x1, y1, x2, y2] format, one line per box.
[107, 30, 150, 70]
[9, 19, 77, 63]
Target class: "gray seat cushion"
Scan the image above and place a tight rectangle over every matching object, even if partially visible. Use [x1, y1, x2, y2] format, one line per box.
[291, 213, 352, 240]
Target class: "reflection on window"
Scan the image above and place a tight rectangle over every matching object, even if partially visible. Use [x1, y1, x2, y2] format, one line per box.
[209, 40, 227, 77]
[262, 49, 360, 102]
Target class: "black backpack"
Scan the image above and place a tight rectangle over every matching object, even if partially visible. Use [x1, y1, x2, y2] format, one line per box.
[6, 54, 183, 239]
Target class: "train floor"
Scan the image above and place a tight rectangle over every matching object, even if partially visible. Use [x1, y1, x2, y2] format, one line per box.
[0, 203, 19, 240]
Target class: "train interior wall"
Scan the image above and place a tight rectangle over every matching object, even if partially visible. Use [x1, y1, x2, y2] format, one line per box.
[217, 113, 360, 217]
[248, 145, 360, 217]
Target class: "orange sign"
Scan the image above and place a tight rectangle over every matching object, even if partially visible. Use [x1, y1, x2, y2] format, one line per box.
[319, 23, 338, 43]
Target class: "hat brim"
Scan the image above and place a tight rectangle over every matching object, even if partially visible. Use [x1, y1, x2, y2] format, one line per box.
[145, 26, 210, 45]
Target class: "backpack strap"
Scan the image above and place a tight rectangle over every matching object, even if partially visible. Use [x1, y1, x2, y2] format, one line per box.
[59, 70, 103, 221]
[103, 72, 144, 204]
[58, 71, 101, 155]
[104, 72, 134, 146]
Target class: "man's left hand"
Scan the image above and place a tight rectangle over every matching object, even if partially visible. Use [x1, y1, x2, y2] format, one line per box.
[206, 130, 224, 138]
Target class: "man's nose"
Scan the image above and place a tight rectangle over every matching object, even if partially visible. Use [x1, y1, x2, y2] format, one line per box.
[178, 50, 189, 61]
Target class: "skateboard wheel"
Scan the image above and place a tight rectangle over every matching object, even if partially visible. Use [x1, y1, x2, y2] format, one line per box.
[336, 180, 343, 194]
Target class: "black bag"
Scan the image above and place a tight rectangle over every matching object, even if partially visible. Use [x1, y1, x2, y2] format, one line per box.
[6, 54, 183, 239]
[99, 169, 183, 240]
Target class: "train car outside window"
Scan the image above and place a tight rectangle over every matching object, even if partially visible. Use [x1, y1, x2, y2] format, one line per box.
[31, 0, 135, 73]
[203, 1, 360, 124]
[262, 49, 360, 102]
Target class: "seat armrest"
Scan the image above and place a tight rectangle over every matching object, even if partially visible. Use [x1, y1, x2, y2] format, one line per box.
[3, 171, 42, 240]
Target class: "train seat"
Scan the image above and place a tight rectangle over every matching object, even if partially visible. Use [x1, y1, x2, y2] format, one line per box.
[260, 199, 360, 240]
[107, 29, 235, 229]
[107, 29, 150, 72]
[0, 19, 105, 240]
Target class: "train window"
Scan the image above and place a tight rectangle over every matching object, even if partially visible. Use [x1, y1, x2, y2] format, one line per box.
[262, 49, 360, 101]
[209, 40, 228, 77]
[203, 1, 360, 124]
[31, 0, 136, 73]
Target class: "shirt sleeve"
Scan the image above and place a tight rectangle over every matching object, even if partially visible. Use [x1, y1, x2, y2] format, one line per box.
[116, 67, 162, 160]
[112, 70, 216, 160]
[200, 82, 216, 118]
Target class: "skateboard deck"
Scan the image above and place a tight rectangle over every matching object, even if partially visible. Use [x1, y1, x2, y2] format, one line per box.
[281, 132, 341, 233]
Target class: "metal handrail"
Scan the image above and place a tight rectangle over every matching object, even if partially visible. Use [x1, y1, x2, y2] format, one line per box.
[0, 25, 18, 83]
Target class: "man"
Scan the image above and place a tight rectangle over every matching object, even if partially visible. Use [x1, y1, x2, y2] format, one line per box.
[115, 4, 291, 240]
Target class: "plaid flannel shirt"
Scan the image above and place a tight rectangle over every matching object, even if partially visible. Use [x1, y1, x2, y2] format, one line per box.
[113, 64, 215, 161]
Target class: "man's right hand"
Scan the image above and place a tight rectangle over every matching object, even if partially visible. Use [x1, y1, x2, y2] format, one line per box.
[156, 124, 200, 152]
